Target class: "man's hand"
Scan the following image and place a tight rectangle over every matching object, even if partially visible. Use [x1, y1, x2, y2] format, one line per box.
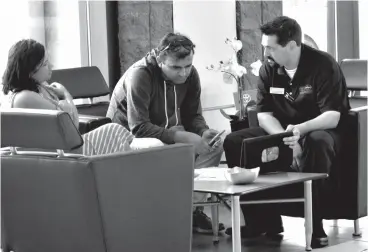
[202, 129, 219, 142]
[283, 124, 301, 148]
[202, 129, 223, 149]
[291, 142, 302, 159]
[291, 142, 303, 169]
[168, 125, 185, 132]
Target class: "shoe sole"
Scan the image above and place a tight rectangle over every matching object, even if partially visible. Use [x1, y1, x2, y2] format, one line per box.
[265, 227, 284, 236]
[193, 227, 214, 234]
[313, 237, 328, 243]
[193, 226, 225, 234]
[225, 227, 283, 237]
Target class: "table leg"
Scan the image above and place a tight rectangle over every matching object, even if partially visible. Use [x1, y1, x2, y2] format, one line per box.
[304, 181, 313, 251]
[231, 195, 241, 252]
[210, 194, 219, 244]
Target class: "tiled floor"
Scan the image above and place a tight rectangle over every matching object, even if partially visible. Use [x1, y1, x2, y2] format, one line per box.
[192, 205, 368, 252]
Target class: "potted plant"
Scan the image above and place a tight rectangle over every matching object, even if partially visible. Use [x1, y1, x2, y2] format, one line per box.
[207, 38, 262, 130]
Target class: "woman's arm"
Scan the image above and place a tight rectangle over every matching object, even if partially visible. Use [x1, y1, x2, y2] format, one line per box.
[13, 90, 59, 110]
[47, 82, 79, 126]
[13, 88, 79, 126]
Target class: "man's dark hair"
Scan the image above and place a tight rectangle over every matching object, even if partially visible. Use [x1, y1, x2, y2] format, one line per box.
[260, 16, 302, 47]
[157, 33, 195, 59]
[2, 39, 45, 94]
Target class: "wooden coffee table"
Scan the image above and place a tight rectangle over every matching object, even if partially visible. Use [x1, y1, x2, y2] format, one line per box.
[194, 172, 328, 252]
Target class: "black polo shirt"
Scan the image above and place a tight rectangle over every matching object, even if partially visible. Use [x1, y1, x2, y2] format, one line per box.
[257, 44, 350, 128]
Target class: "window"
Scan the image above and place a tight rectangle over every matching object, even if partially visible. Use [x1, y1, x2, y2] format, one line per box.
[359, 0, 368, 59]
[283, 0, 328, 52]
[0, 1, 33, 76]
[45, 0, 82, 69]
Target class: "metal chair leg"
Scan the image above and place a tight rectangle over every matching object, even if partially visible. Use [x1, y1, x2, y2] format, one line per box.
[353, 219, 362, 237]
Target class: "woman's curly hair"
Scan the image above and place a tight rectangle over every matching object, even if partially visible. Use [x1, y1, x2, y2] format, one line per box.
[2, 39, 45, 94]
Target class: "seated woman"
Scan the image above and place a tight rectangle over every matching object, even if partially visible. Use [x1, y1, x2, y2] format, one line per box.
[1, 39, 163, 155]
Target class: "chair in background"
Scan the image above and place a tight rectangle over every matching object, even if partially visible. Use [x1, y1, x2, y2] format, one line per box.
[1, 108, 194, 252]
[50, 66, 112, 134]
[340, 59, 367, 108]
[50, 66, 110, 116]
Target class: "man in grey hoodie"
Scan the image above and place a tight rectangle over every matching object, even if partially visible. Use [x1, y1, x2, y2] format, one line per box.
[107, 33, 224, 233]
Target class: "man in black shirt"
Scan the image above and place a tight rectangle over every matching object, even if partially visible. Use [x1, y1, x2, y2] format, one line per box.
[223, 16, 350, 247]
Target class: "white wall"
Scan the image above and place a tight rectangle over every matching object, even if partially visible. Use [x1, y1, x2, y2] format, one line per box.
[283, 0, 328, 52]
[28, 1, 46, 45]
[173, 0, 237, 132]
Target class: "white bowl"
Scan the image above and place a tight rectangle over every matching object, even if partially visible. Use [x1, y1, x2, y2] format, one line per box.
[224, 167, 260, 185]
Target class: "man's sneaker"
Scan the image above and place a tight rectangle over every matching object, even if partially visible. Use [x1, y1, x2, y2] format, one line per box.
[192, 208, 225, 234]
[311, 224, 328, 248]
[311, 235, 329, 248]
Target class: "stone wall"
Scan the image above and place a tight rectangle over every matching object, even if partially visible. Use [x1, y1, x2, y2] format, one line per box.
[236, 1, 282, 90]
[117, 1, 173, 76]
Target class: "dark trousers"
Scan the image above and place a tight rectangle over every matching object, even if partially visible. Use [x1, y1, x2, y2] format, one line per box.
[223, 127, 343, 230]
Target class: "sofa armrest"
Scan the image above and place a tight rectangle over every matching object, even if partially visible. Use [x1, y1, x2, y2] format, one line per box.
[78, 114, 111, 134]
[350, 106, 367, 217]
[247, 105, 259, 128]
[89, 144, 194, 252]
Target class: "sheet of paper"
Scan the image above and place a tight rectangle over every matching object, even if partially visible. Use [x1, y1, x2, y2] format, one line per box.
[194, 168, 229, 181]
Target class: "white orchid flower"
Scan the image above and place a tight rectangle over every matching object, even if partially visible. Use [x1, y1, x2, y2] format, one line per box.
[234, 64, 247, 77]
[206, 38, 247, 85]
[207, 59, 247, 85]
[225, 38, 243, 52]
[250, 59, 262, 77]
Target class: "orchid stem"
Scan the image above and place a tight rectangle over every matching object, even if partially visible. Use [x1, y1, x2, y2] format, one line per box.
[220, 70, 245, 120]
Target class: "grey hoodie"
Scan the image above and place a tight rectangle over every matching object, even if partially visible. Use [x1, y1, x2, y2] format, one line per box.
[106, 50, 209, 144]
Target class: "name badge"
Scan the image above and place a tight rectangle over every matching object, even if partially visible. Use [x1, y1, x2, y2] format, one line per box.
[270, 87, 285, 95]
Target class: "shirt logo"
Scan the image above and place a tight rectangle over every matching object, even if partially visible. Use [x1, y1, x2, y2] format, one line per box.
[299, 84, 313, 95]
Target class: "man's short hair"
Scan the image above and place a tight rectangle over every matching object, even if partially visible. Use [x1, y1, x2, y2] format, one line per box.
[157, 33, 195, 59]
[260, 16, 302, 47]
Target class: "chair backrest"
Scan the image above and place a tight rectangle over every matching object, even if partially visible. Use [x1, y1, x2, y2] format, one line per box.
[50, 66, 110, 99]
[340, 59, 368, 91]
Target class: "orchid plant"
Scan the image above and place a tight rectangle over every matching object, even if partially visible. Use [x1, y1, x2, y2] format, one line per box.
[207, 38, 261, 120]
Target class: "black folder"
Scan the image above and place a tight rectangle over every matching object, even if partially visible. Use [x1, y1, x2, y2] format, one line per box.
[241, 132, 294, 172]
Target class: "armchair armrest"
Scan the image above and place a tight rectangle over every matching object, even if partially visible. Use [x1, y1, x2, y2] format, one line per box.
[78, 114, 111, 134]
[247, 104, 259, 128]
[348, 106, 367, 217]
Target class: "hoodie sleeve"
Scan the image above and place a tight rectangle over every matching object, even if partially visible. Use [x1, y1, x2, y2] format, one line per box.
[126, 68, 176, 144]
[180, 67, 209, 136]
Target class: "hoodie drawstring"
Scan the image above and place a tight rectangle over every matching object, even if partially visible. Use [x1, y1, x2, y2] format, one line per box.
[164, 81, 178, 129]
